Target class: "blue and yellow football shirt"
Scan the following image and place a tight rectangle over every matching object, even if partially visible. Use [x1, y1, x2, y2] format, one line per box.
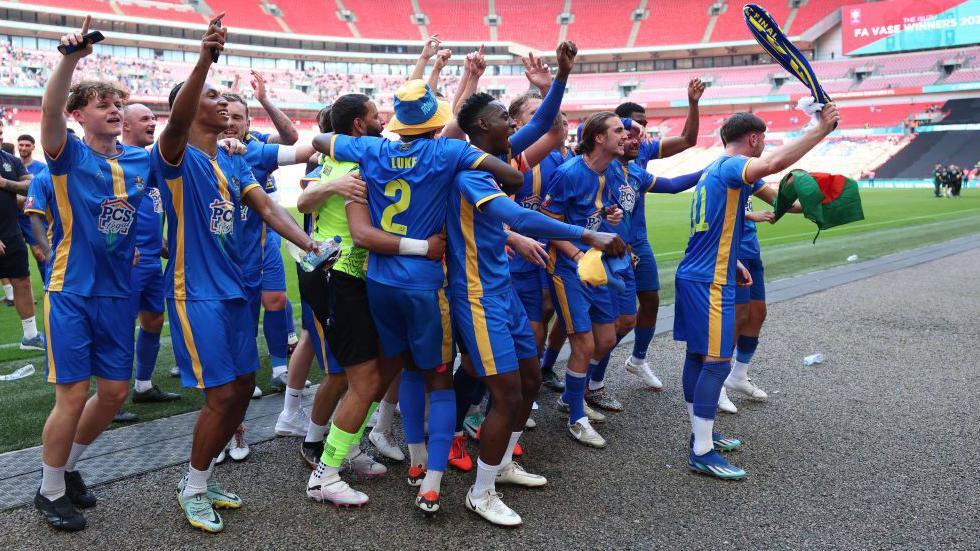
[675, 155, 764, 286]
[446, 171, 510, 298]
[323, 134, 488, 290]
[39, 133, 148, 297]
[151, 144, 260, 300]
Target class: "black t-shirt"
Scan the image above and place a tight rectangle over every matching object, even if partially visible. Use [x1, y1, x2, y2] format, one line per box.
[0, 149, 28, 245]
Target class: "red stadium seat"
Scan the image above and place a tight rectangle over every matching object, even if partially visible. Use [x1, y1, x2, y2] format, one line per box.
[344, 0, 420, 40]
[416, 0, 489, 43]
[206, 0, 282, 32]
[634, 1, 714, 46]
[277, 0, 352, 37]
[495, 0, 564, 50]
[565, 0, 634, 50]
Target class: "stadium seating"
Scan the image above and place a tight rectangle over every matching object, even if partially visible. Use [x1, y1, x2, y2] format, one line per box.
[633, 1, 714, 46]
[789, 0, 854, 35]
[206, 0, 281, 32]
[276, 0, 352, 37]
[417, 0, 488, 42]
[565, 0, 635, 50]
[342, 0, 419, 40]
[710, 1, 791, 43]
[494, 0, 564, 50]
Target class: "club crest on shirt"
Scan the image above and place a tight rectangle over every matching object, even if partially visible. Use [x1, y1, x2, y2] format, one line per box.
[209, 199, 235, 235]
[98, 197, 136, 235]
[586, 209, 603, 231]
[25, 195, 35, 210]
[617, 184, 636, 213]
[146, 187, 163, 214]
[2, 162, 11, 172]
[519, 194, 541, 211]
[133, 175, 146, 192]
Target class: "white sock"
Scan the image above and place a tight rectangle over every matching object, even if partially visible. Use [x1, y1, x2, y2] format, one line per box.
[271, 365, 288, 378]
[588, 379, 604, 391]
[21, 316, 38, 340]
[40, 462, 66, 500]
[500, 431, 522, 467]
[3, 284, 12, 301]
[692, 415, 714, 456]
[283, 387, 302, 415]
[312, 460, 341, 481]
[134, 379, 153, 393]
[408, 443, 428, 468]
[64, 442, 88, 472]
[374, 399, 396, 433]
[730, 360, 749, 381]
[305, 421, 328, 443]
[472, 458, 499, 495]
[631, 355, 645, 364]
[182, 463, 212, 498]
[419, 469, 443, 494]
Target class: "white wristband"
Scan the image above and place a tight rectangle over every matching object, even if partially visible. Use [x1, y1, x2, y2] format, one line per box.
[398, 238, 429, 256]
[276, 145, 298, 165]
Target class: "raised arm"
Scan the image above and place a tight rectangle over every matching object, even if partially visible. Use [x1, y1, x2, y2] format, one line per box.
[158, 14, 226, 164]
[659, 78, 704, 158]
[509, 41, 576, 156]
[410, 35, 441, 82]
[440, 46, 484, 140]
[743, 104, 840, 183]
[251, 70, 298, 145]
[483, 195, 624, 255]
[346, 201, 445, 260]
[427, 49, 452, 92]
[42, 15, 94, 158]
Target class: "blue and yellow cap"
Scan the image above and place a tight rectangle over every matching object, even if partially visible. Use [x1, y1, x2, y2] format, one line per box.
[386, 79, 453, 136]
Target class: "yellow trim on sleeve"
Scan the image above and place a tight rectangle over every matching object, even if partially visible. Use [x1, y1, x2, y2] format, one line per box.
[24, 208, 46, 216]
[474, 192, 506, 210]
[741, 158, 754, 186]
[470, 152, 490, 169]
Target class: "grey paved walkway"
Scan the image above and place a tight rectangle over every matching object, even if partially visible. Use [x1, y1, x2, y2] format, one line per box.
[1, 236, 979, 549]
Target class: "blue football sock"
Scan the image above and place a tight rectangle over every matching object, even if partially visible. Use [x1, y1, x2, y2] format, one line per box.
[735, 335, 759, 364]
[590, 354, 610, 383]
[426, 389, 456, 472]
[631, 325, 656, 360]
[541, 347, 560, 373]
[263, 308, 289, 367]
[693, 360, 733, 420]
[562, 371, 588, 424]
[135, 329, 161, 381]
[682, 352, 704, 404]
[453, 368, 480, 432]
[284, 298, 296, 334]
[399, 370, 426, 445]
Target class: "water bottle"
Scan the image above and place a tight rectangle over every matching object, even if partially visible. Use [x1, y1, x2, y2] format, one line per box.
[299, 236, 342, 272]
[803, 354, 824, 366]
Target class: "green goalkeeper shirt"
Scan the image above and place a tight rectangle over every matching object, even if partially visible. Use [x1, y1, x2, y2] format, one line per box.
[312, 157, 368, 279]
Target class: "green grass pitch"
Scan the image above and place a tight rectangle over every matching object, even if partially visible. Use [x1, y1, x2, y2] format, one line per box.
[0, 189, 977, 452]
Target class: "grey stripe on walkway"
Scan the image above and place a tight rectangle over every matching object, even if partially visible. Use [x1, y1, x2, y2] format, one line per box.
[1, 234, 977, 510]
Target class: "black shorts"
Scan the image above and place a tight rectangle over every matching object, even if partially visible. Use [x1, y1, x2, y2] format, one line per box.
[299, 266, 378, 367]
[0, 240, 29, 279]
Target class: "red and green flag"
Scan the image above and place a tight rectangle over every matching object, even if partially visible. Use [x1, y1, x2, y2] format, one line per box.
[774, 170, 865, 242]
